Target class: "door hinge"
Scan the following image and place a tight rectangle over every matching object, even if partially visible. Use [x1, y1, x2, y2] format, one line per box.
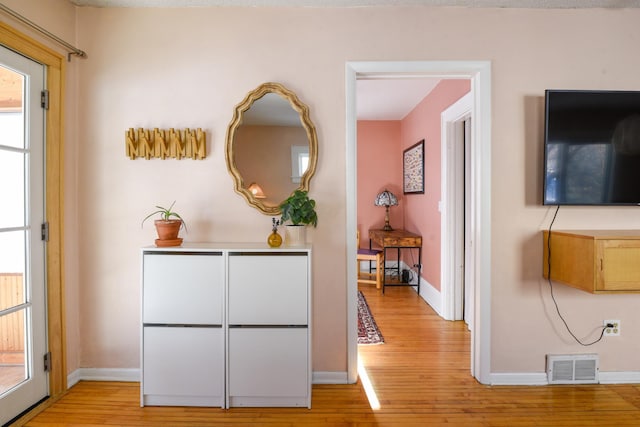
[41, 222, 49, 242]
[41, 90, 49, 110]
[44, 352, 51, 372]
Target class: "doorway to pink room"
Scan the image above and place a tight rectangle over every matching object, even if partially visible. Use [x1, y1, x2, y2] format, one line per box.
[346, 60, 492, 387]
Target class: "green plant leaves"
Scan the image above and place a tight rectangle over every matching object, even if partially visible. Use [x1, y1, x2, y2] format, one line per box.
[279, 190, 318, 227]
[141, 201, 187, 231]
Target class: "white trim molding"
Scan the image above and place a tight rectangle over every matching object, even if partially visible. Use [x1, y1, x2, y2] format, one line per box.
[346, 60, 492, 386]
[599, 371, 640, 384]
[67, 368, 640, 391]
[67, 368, 140, 388]
[418, 276, 443, 318]
[441, 92, 473, 321]
[491, 371, 640, 386]
[490, 372, 548, 386]
[312, 371, 349, 384]
[68, 369, 349, 389]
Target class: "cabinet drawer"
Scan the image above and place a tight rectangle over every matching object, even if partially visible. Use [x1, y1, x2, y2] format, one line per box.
[228, 254, 307, 325]
[143, 253, 223, 324]
[142, 326, 224, 407]
[228, 327, 308, 406]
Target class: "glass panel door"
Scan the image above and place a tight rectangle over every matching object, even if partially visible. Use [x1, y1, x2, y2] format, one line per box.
[0, 45, 47, 425]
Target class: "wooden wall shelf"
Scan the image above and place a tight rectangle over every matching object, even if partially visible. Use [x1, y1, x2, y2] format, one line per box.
[543, 230, 640, 294]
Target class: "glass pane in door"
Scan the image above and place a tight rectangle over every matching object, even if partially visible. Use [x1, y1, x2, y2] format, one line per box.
[0, 66, 24, 149]
[0, 149, 25, 229]
[0, 231, 27, 395]
[0, 310, 27, 395]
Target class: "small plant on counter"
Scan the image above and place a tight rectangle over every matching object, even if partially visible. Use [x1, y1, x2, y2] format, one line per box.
[142, 201, 187, 230]
[142, 201, 187, 247]
[279, 190, 318, 228]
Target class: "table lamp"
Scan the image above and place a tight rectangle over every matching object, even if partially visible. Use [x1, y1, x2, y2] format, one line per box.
[247, 182, 266, 199]
[374, 189, 398, 231]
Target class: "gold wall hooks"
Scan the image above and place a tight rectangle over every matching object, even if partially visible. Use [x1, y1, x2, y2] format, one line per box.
[125, 128, 206, 160]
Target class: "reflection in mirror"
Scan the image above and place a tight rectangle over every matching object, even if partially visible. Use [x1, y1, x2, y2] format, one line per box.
[226, 83, 318, 215]
[291, 145, 309, 184]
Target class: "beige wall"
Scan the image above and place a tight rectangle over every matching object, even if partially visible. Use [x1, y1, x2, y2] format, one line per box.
[0, 0, 82, 377]
[4, 2, 640, 379]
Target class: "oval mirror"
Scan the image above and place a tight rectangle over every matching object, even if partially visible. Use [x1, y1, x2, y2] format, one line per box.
[225, 82, 318, 215]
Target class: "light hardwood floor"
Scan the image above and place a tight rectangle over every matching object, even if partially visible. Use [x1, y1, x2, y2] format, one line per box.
[18, 286, 640, 426]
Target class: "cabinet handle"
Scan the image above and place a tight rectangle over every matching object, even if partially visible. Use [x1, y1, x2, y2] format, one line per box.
[600, 258, 603, 271]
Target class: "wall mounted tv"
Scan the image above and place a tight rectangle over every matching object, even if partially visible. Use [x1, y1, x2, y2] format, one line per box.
[543, 89, 640, 205]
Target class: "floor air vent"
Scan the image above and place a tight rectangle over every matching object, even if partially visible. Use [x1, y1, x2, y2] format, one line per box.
[547, 354, 599, 384]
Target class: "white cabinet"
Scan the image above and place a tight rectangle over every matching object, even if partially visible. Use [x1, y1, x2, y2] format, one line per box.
[228, 328, 308, 407]
[228, 254, 307, 325]
[143, 253, 223, 325]
[140, 244, 311, 409]
[141, 251, 225, 407]
[143, 327, 224, 407]
[227, 252, 311, 408]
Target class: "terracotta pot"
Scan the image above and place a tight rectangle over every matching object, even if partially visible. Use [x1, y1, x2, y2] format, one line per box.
[154, 219, 182, 240]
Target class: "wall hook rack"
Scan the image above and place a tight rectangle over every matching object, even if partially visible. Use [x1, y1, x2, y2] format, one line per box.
[126, 128, 206, 160]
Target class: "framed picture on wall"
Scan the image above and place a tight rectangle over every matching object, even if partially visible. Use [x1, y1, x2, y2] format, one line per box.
[403, 139, 425, 194]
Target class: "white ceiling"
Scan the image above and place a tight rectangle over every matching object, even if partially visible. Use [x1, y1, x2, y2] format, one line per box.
[70, 0, 640, 8]
[357, 78, 441, 120]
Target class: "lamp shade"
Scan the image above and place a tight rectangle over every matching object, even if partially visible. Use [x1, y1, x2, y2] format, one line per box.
[248, 182, 266, 199]
[374, 189, 398, 207]
[374, 189, 398, 231]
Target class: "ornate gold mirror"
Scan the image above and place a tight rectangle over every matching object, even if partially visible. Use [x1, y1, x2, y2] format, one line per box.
[226, 82, 318, 215]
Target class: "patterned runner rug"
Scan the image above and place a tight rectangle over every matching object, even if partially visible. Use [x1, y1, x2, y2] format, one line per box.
[358, 291, 384, 345]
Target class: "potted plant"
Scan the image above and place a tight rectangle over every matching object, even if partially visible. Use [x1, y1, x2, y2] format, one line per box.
[142, 201, 187, 247]
[279, 189, 317, 246]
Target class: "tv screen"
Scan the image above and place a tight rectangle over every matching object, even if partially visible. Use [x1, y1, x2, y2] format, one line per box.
[543, 90, 640, 205]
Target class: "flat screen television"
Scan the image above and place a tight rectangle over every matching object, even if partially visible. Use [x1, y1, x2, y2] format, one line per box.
[543, 89, 640, 205]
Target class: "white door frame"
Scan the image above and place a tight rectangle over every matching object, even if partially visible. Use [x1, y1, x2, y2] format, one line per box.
[441, 92, 473, 321]
[346, 60, 492, 384]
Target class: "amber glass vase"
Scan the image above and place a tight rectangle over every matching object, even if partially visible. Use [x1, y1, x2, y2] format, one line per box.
[268, 230, 282, 248]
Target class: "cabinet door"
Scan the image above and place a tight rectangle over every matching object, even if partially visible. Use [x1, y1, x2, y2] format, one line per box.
[228, 254, 307, 325]
[597, 240, 640, 291]
[143, 253, 223, 324]
[228, 327, 308, 407]
[142, 326, 224, 407]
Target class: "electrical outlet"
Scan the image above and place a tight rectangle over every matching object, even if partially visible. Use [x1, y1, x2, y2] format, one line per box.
[603, 320, 621, 337]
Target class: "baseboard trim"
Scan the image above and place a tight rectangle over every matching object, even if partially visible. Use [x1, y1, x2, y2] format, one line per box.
[67, 368, 140, 388]
[417, 275, 442, 317]
[490, 371, 640, 386]
[490, 372, 548, 386]
[67, 368, 349, 389]
[312, 371, 349, 384]
[599, 371, 640, 384]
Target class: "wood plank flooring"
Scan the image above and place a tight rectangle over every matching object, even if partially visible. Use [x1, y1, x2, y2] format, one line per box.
[17, 286, 640, 426]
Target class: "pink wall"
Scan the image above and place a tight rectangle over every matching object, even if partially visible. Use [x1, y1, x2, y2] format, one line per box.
[358, 81, 470, 290]
[401, 80, 471, 291]
[357, 121, 403, 248]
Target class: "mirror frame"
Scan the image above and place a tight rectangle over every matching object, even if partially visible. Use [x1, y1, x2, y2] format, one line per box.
[225, 82, 318, 215]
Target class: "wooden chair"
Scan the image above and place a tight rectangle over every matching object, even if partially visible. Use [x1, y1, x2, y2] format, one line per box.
[357, 230, 384, 289]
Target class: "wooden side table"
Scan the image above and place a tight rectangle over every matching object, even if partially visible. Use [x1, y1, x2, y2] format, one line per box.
[369, 229, 422, 293]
